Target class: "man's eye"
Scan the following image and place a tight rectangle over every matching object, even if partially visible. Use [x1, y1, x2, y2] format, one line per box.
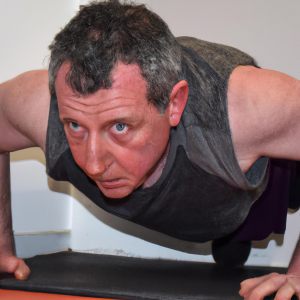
[115, 123, 126, 132]
[70, 122, 82, 132]
[112, 123, 128, 134]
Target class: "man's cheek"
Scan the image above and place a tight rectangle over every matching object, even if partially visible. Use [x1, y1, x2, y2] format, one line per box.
[132, 153, 157, 177]
[118, 151, 146, 175]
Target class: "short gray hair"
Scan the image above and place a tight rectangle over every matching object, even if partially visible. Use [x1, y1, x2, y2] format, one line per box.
[48, 0, 182, 113]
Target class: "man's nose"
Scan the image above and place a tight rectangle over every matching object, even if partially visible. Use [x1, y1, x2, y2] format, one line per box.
[85, 134, 111, 177]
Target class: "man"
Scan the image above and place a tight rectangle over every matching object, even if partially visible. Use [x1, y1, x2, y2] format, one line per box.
[0, 1, 300, 299]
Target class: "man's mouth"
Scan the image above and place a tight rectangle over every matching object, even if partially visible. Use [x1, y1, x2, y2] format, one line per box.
[98, 179, 123, 189]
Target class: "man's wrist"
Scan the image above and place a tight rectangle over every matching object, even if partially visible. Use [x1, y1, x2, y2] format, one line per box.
[0, 231, 16, 256]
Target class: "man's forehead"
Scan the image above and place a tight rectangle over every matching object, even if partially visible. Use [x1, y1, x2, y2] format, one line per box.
[55, 62, 153, 118]
[55, 61, 147, 96]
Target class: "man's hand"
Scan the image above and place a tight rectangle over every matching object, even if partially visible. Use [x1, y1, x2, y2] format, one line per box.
[0, 255, 30, 280]
[239, 273, 300, 300]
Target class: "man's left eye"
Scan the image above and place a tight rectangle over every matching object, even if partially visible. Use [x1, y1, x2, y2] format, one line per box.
[115, 123, 127, 132]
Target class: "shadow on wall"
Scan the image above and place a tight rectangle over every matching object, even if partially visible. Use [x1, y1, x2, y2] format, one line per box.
[10, 147, 46, 165]
[11, 147, 284, 256]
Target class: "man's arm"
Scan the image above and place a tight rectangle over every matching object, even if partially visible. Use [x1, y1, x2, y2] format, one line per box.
[0, 70, 50, 153]
[0, 153, 30, 279]
[228, 66, 300, 299]
[228, 65, 300, 173]
[0, 70, 50, 279]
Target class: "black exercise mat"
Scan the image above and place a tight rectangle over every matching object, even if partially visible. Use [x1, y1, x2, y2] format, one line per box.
[0, 251, 296, 299]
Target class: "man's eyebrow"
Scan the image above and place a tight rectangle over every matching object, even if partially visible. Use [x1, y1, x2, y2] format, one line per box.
[60, 117, 78, 123]
[113, 117, 140, 124]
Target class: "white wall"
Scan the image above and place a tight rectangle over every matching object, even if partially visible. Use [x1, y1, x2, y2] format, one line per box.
[11, 160, 72, 234]
[0, 0, 80, 82]
[1, 0, 300, 266]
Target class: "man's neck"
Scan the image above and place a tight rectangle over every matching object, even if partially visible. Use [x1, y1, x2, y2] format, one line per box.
[142, 142, 170, 189]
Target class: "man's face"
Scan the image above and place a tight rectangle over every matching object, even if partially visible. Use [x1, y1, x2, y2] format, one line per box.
[55, 62, 171, 198]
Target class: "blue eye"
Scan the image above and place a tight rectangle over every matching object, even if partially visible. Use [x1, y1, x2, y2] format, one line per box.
[115, 123, 126, 132]
[70, 122, 81, 131]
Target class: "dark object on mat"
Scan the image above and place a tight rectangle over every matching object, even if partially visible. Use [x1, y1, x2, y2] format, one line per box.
[0, 251, 297, 300]
[212, 231, 252, 267]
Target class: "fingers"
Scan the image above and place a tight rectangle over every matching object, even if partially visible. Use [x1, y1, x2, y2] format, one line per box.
[0, 256, 30, 280]
[14, 258, 30, 280]
[240, 273, 286, 300]
[275, 282, 295, 300]
[240, 273, 279, 297]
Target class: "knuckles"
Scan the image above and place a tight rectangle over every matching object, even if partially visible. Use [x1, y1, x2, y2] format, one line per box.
[0, 255, 30, 280]
[0, 255, 19, 273]
[240, 273, 290, 300]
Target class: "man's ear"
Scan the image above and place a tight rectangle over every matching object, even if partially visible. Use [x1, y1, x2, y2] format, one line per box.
[168, 80, 189, 127]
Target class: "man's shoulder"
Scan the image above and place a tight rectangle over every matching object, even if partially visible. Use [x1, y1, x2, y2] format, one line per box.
[176, 36, 253, 59]
[0, 70, 50, 153]
[176, 36, 258, 81]
[228, 65, 300, 172]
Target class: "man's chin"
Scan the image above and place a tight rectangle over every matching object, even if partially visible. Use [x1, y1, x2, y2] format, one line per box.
[97, 184, 135, 199]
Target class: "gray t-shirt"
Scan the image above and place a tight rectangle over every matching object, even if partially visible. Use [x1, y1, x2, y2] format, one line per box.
[177, 36, 268, 190]
[46, 37, 268, 242]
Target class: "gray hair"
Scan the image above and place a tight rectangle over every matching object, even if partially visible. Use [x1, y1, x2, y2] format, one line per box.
[48, 0, 182, 113]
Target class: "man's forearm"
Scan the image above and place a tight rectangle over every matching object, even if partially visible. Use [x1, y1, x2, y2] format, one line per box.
[0, 153, 15, 256]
